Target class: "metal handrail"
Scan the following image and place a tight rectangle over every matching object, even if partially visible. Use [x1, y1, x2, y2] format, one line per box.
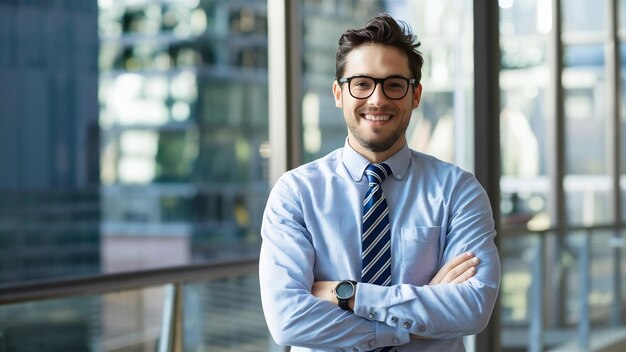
[501, 222, 625, 237]
[0, 255, 259, 305]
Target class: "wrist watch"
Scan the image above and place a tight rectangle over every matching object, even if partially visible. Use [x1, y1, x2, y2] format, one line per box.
[335, 280, 357, 311]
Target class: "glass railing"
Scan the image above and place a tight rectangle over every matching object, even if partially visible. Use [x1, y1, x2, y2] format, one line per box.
[500, 225, 626, 351]
[0, 256, 281, 352]
[4, 226, 626, 352]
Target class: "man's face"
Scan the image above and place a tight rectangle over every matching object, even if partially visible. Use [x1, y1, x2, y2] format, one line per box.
[333, 44, 422, 159]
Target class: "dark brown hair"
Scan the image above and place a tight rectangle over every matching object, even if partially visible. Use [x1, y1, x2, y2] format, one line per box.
[335, 13, 424, 84]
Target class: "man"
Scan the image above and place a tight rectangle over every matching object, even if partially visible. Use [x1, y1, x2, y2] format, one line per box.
[259, 13, 500, 352]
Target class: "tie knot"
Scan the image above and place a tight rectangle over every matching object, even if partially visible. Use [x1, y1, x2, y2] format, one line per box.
[365, 163, 392, 185]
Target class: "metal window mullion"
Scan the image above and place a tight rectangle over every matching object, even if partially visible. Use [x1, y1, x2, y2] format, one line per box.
[578, 231, 591, 350]
[606, 0, 623, 327]
[472, 0, 500, 351]
[268, 0, 303, 186]
[545, 0, 567, 328]
[159, 283, 183, 352]
[529, 234, 545, 352]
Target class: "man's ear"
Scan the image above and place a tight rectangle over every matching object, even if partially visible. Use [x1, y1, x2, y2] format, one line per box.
[412, 83, 423, 109]
[332, 80, 343, 108]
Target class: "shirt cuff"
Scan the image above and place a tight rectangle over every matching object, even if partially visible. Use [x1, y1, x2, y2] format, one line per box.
[354, 283, 388, 322]
[353, 284, 410, 348]
[374, 322, 410, 348]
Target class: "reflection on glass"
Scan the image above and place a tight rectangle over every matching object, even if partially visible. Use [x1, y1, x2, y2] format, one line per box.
[563, 44, 612, 225]
[499, 235, 535, 328]
[0, 286, 166, 351]
[99, 0, 269, 274]
[562, 0, 606, 33]
[0, 2, 101, 285]
[622, 0, 626, 31]
[499, 0, 550, 231]
[184, 274, 269, 350]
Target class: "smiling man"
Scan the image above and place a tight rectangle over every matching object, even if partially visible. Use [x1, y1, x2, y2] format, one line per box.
[259, 14, 500, 352]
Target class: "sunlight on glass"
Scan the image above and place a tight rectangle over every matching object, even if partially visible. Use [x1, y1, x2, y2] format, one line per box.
[537, 0, 552, 33]
[119, 156, 156, 184]
[120, 131, 158, 157]
[98, 0, 113, 9]
[172, 101, 191, 122]
[499, 0, 514, 9]
[191, 8, 207, 34]
[171, 70, 197, 101]
[145, 76, 168, 100]
[303, 93, 321, 155]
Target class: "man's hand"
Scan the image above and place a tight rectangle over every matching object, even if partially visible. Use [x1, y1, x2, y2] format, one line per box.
[410, 252, 479, 340]
[429, 251, 479, 285]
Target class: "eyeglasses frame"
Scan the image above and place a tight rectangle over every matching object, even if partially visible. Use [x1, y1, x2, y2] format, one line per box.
[337, 75, 417, 100]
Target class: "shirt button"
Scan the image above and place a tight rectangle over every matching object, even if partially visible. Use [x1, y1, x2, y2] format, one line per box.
[418, 325, 426, 332]
[368, 339, 376, 347]
[403, 321, 412, 329]
[392, 337, 399, 344]
[368, 312, 375, 319]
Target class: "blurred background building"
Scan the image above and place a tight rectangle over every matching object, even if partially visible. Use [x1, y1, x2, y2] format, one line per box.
[0, 0, 625, 351]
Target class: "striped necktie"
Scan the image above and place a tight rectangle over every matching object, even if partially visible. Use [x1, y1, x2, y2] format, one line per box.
[362, 163, 397, 352]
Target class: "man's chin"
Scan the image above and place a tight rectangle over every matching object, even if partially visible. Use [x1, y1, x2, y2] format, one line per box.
[361, 139, 396, 153]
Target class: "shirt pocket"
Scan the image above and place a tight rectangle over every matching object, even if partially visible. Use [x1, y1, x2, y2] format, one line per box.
[400, 226, 441, 279]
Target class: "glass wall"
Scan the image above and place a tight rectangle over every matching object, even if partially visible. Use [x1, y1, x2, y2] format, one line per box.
[0, 0, 270, 350]
[98, 0, 269, 274]
[562, 0, 611, 226]
[499, 0, 550, 230]
[0, 2, 101, 284]
[0, 273, 267, 351]
[499, 0, 626, 350]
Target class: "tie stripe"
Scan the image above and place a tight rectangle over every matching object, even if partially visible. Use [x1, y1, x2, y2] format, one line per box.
[361, 163, 396, 352]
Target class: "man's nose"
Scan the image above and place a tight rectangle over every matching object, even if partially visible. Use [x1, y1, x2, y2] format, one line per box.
[367, 83, 387, 105]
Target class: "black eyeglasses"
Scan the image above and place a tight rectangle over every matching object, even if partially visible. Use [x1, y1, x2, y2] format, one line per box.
[338, 75, 416, 100]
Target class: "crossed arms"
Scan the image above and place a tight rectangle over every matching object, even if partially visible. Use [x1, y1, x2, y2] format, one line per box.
[259, 172, 500, 350]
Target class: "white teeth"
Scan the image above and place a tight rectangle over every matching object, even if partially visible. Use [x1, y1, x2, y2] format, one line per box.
[364, 114, 390, 121]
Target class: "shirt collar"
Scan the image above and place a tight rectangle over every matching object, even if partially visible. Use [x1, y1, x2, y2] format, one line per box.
[341, 138, 411, 182]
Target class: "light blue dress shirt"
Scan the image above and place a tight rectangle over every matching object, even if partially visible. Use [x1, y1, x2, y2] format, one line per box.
[259, 140, 500, 352]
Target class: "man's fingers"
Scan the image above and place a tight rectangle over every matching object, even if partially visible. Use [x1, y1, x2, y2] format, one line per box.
[430, 252, 479, 285]
[441, 257, 480, 283]
[430, 252, 474, 284]
[451, 266, 477, 284]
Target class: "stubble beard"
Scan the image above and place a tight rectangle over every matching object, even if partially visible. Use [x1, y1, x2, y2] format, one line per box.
[349, 124, 404, 153]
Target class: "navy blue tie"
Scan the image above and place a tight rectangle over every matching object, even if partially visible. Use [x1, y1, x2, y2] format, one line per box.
[362, 163, 396, 352]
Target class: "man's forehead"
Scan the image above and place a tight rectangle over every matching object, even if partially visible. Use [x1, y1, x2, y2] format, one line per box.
[342, 44, 411, 76]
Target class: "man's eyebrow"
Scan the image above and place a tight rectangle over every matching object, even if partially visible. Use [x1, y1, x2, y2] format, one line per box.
[348, 74, 408, 78]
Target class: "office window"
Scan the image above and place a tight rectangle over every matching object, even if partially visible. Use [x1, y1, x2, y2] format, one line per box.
[98, 0, 269, 273]
[499, 0, 626, 350]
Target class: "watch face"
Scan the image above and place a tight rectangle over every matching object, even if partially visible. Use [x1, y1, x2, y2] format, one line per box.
[336, 281, 354, 299]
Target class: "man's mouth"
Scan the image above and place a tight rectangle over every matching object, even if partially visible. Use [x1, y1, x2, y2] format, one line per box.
[362, 114, 391, 122]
